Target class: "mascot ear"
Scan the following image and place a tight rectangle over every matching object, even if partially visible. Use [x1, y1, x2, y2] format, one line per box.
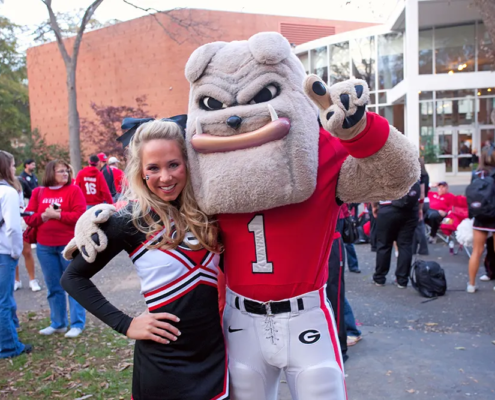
[248, 32, 292, 65]
[185, 41, 227, 83]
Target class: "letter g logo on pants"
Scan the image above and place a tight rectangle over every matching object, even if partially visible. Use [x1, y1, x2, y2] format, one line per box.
[299, 329, 321, 344]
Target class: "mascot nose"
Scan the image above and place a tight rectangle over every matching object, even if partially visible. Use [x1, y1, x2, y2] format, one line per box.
[226, 116, 242, 129]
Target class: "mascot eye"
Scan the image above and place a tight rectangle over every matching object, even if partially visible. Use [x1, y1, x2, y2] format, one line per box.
[249, 84, 278, 104]
[201, 97, 227, 111]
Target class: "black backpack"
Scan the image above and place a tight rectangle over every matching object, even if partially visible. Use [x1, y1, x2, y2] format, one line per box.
[392, 181, 421, 210]
[342, 216, 359, 244]
[410, 260, 447, 298]
[466, 172, 495, 220]
[101, 165, 117, 197]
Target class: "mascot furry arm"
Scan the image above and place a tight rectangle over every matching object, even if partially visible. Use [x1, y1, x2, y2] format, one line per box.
[304, 75, 419, 203]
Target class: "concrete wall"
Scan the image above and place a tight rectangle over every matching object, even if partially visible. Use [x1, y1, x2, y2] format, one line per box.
[26, 9, 374, 148]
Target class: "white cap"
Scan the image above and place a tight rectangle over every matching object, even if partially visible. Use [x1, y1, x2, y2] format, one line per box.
[108, 156, 120, 165]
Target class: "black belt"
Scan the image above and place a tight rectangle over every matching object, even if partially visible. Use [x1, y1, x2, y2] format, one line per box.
[234, 296, 304, 315]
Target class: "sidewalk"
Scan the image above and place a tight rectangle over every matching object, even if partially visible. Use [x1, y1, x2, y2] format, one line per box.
[12, 237, 495, 399]
[278, 327, 495, 400]
[279, 239, 495, 399]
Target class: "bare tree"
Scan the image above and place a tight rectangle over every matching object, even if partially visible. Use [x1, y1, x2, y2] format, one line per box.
[33, 9, 119, 44]
[38, 1, 215, 172]
[40, 0, 104, 172]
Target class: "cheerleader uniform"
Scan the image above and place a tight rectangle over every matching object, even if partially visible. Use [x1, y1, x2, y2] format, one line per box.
[61, 209, 229, 400]
[473, 217, 495, 233]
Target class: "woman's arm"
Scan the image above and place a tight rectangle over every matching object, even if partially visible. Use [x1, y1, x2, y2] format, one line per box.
[61, 215, 180, 343]
[59, 186, 86, 226]
[1, 189, 23, 259]
[23, 187, 44, 228]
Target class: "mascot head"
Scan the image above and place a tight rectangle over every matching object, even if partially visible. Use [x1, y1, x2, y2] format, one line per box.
[185, 32, 319, 214]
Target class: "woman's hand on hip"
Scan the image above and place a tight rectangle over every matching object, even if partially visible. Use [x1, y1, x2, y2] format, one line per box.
[126, 311, 181, 344]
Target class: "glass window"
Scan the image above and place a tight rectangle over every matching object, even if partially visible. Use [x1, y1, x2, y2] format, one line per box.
[298, 52, 309, 75]
[458, 129, 473, 172]
[481, 129, 495, 147]
[379, 105, 393, 125]
[378, 33, 404, 89]
[419, 91, 433, 100]
[393, 104, 405, 133]
[477, 22, 495, 71]
[378, 92, 387, 104]
[351, 36, 376, 90]
[478, 88, 494, 96]
[330, 42, 350, 84]
[436, 98, 474, 126]
[420, 101, 434, 136]
[436, 89, 475, 99]
[478, 97, 495, 124]
[369, 93, 376, 104]
[437, 129, 453, 156]
[378, 104, 404, 133]
[419, 29, 433, 75]
[310, 47, 328, 83]
[435, 24, 475, 74]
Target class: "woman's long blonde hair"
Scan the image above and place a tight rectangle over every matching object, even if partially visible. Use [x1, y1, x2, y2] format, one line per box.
[120, 119, 222, 253]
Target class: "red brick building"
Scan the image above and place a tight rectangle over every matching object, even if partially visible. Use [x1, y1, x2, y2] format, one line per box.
[26, 9, 374, 146]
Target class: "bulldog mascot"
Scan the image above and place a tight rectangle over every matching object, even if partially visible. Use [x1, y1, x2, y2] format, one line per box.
[65, 32, 419, 400]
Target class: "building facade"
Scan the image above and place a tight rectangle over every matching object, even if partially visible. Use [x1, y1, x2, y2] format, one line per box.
[26, 9, 374, 148]
[295, 0, 495, 176]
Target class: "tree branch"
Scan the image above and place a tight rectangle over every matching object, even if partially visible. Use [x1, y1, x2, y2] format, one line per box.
[72, 0, 104, 66]
[122, 0, 216, 44]
[41, 0, 72, 65]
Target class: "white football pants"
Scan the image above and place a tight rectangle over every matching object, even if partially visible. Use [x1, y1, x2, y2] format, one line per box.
[223, 286, 347, 400]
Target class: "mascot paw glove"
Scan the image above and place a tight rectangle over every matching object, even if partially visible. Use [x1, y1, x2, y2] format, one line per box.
[304, 75, 370, 140]
[63, 204, 116, 262]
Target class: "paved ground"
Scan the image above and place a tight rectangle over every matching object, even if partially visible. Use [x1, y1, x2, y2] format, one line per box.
[14, 238, 495, 399]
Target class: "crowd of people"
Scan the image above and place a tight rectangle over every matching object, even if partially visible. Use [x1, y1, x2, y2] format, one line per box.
[332, 140, 495, 361]
[1, 142, 494, 400]
[0, 151, 125, 358]
[1, 144, 494, 376]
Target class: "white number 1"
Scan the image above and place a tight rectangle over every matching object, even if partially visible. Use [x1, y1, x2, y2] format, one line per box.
[248, 215, 273, 273]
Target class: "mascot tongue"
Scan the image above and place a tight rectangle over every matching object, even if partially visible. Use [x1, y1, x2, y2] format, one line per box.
[191, 117, 291, 154]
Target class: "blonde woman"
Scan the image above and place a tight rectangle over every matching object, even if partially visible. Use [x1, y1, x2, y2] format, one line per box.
[61, 119, 228, 400]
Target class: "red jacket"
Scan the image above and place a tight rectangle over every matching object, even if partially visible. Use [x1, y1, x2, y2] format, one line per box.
[24, 185, 86, 246]
[428, 191, 455, 213]
[75, 166, 113, 206]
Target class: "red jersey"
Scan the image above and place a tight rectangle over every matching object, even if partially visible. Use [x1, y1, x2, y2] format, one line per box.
[428, 191, 455, 213]
[110, 166, 125, 193]
[220, 113, 390, 301]
[24, 185, 86, 246]
[75, 166, 113, 206]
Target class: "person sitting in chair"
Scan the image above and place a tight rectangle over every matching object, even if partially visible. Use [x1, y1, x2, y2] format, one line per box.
[425, 181, 455, 243]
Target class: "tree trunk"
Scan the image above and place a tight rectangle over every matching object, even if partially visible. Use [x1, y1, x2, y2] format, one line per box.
[67, 64, 81, 172]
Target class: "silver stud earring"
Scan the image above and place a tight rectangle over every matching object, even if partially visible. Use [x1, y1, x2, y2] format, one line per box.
[145, 175, 149, 180]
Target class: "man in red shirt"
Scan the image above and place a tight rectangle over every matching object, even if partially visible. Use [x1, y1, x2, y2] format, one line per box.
[426, 181, 455, 243]
[75, 155, 113, 209]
